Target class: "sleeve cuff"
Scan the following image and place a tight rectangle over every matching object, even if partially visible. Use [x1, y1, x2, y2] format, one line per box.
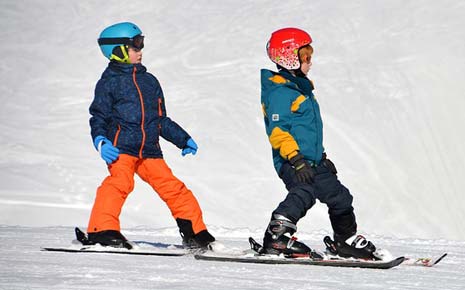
[287, 151, 299, 160]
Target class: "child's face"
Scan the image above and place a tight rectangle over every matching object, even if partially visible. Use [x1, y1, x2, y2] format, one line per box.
[300, 52, 313, 75]
[128, 46, 143, 64]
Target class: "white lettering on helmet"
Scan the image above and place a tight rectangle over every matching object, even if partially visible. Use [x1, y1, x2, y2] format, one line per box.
[282, 38, 295, 44]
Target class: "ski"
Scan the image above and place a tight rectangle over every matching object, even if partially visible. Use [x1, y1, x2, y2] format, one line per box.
[194, 237, 405, 269]
[323, 235, 447, 268]
[41, 227, 187, 257]
[194, 252, 405, 269]
[41, 246, 187, 256]
[41, 229, 447, 266]
[403, 253, 448, 267]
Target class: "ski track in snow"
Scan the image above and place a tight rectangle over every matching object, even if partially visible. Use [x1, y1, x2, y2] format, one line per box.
[1, 226, 465, 290]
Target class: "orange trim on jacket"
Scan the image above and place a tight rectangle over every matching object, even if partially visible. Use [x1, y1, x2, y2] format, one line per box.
[158, 97, 163, 132]
[113, 124, 121, 146]
[132, 66, 146, 158]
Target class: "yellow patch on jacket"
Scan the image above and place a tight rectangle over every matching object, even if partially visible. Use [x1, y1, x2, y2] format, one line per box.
[269, 127, 299, 159]
[291, 95, 307, 112]
[268, 75, 288, 84]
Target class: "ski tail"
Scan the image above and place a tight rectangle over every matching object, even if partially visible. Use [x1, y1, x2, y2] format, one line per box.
[248, 237, 265, 254]
[75, 227, 93, 245]
[323, 235, 338, 254]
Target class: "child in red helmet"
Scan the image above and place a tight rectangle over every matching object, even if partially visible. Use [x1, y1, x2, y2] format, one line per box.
[86, 22, 215, 249]
[260, 27, 378, 259]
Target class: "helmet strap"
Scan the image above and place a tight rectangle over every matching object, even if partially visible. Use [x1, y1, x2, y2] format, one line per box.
[295, 68, 306, 78]
[278, 64, 306, 78]
[110, 45, 130, 63]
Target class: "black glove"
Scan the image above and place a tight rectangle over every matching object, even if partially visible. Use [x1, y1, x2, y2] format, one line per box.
[289, 153, 314, 183]
[322, 153, 337, 174]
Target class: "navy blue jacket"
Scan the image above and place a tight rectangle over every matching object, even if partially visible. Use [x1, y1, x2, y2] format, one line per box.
[89, 62, 190, 158]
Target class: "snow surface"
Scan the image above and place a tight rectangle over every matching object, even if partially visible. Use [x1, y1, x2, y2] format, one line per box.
[1, 226, 465, 290]
[1, 0, 465, 288]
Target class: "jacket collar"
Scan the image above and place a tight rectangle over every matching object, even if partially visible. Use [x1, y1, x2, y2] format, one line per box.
[279, 69, 314, 96]
[102, 62, 147, 78]
[261, 69, 314, 96]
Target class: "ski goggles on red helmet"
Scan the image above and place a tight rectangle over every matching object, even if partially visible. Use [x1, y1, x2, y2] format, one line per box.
[98, 34, 145, 50]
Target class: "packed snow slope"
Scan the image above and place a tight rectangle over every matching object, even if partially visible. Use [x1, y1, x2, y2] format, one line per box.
[1, 0, 465, 241]
[2, 226, 465, 290]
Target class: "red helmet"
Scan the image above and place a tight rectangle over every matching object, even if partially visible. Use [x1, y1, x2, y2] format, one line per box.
[266, 28, 312, 70]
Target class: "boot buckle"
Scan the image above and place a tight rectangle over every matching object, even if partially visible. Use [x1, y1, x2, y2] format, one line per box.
[286, 235, 298, 249]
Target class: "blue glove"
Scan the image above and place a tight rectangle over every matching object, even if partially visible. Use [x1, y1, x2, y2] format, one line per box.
[182, 138, 198, 156]
[94, 135, 119, 164]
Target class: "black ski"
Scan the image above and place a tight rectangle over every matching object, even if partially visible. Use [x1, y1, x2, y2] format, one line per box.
[195, 252, 405, 269]
[41, 246, 186, 256]
[41, 227, 187, 257]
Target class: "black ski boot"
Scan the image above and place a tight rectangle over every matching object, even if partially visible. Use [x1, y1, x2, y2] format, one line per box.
[327, 234, 376, 259]
[263, 215, 312, 257]
[177, 217, 215, 250]
[87, 230, 132, 249]
[182, 230, 216, 250]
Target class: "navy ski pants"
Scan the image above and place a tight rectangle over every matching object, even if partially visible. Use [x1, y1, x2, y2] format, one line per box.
[273, 159, 357, 239]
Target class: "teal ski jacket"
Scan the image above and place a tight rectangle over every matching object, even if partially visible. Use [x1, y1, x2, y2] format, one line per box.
[260, 69, 324, 173]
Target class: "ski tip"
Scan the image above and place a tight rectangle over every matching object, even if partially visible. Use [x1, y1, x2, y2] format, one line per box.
[432, 253, 448, 266]
[404, 253, 448, 267]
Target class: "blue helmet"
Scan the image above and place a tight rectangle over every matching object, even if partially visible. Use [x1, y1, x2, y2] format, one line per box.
[98, 22, 144, 62]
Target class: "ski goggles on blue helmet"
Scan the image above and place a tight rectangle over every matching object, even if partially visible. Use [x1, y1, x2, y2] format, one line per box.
[98, 22, 144, 63]
[98, 34, 145, 50]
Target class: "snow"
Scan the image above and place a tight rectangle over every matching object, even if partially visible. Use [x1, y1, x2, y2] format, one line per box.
[1, 0, 465, 289]
[2, 226, 465, 290]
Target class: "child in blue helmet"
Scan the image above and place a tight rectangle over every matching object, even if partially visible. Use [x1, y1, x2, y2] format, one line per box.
[260, 27, 378, 259]
[87, 22, 215, 249]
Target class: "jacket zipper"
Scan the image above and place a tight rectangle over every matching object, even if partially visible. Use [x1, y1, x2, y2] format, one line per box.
[310, 95, 323, 159]
[132, 66, 146, 158]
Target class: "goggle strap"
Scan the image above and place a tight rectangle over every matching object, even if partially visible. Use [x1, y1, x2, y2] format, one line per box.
[98, 37, 130, 45]
[98, 35, 144, 49]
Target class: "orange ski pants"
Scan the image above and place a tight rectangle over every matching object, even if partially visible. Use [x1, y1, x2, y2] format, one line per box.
[87, 154, 207, 234]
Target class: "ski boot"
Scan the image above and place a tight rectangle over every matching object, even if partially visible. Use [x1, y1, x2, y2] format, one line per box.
[182, 230, 216, 250]
[176, 218, 215, 250]
[263, 214, 313, 257]
[87, 230, 132, 250]
[325, 234, 376, 259]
